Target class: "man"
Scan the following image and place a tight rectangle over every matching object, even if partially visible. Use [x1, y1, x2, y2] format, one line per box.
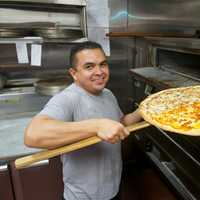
[25, 41, 141, 200]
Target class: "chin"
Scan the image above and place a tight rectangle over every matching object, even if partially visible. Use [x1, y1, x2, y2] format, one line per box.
[91, 86, 105, 94]
[95, 83, 106, 90]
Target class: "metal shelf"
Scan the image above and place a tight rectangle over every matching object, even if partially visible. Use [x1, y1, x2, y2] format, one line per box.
[0, 36, 88, 44]
[0, 0, 86, 7]
[0, 37, 42, 44]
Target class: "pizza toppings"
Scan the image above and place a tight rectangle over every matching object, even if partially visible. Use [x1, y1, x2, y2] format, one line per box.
[153, 101, 200, 131]
[139, 85, 200, 135]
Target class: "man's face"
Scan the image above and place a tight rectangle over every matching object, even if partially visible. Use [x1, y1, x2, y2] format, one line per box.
[69, 48, 109, 95]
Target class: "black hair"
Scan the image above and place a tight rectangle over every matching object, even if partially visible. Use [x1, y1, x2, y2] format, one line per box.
[69, 41, 104, 67]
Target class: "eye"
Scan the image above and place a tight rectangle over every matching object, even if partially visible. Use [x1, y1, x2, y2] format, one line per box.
[84, 64, 94, 70]
[100, 62, 108, 68]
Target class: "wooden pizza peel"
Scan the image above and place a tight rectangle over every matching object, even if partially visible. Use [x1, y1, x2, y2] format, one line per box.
[15, 121, 150, 169]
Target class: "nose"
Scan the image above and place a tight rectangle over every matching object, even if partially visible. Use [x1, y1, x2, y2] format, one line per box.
[94, 65, 103, 75]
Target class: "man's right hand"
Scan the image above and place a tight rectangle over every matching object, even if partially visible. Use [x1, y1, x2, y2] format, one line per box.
[97, 119, 130, 144]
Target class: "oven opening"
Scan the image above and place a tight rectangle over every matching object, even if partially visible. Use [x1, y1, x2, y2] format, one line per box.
[156, 48, 200, 80]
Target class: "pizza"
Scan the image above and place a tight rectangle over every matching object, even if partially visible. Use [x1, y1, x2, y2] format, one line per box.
[139, 85, 200, 136]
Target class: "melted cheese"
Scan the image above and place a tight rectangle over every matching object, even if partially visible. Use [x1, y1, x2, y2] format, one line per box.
[153, 101, 200, 131]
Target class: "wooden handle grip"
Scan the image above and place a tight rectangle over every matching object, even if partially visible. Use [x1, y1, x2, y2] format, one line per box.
[15, 121, 150, 169]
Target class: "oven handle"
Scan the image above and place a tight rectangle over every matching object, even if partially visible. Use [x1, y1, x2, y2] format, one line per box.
[146, 152, 197, 200]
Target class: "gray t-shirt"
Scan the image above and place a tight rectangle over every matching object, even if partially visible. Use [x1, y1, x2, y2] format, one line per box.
[39, 83, 123, 200]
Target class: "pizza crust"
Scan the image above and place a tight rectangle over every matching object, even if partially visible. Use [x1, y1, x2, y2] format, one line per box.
[139, 85, 200, 136]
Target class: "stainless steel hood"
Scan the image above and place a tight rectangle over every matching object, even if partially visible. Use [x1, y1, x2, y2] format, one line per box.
[110, 0, 200, 35]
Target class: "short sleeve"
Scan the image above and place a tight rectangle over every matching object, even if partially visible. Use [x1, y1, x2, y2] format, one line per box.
[38, 91, 75, 121]
[113, 96, 124, 119]
[105, 89, 124, 119]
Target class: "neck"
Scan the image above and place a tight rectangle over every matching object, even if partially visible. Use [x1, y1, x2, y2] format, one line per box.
[74, 82, 103, 96]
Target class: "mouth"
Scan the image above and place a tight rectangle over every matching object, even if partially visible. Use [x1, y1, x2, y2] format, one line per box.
[93, 78, 105, 85]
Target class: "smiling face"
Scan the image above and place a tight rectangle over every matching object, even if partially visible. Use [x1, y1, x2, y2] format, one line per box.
[69, 48, 109, 95]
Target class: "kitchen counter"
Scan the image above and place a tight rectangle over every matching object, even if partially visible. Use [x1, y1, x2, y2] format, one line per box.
[0, 112, 42, 161]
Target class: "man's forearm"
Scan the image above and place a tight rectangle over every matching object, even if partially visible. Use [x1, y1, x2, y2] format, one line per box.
[121, 109, 142, 126]
[25, 112, 135, 149]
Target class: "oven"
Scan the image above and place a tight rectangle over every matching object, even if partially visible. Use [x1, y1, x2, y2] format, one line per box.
[130, 42, 200, 200]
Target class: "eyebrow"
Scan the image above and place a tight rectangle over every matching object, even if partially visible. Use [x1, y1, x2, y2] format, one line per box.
[83, 62, 95, 66]
[84, 60, 107, 65]
[100, 60, 108, 64]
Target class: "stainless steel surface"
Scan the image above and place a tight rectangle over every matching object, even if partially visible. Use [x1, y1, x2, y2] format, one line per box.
[127, 0, 200, 33]
[160, 66, 200, 83]
[0, 87, 50, 115]
[0, 0, 87, 6]
[109, 0, 200, 34]
[0, 164, 8, 172]
[34, 28, 83, 39]
[0, 22, 56, 28]
[146, 37, 200, 50]
[0, 9, 81, 30]
[0, 37, 43, 44]
[156, 127, 200, 168]
[109, 0, 128, 31]
[154, 47, 200, 80]
[34, 78, 69, 96]
[0, 111, 42, 160]
[0, 0, 88, 80]
[0, 80, 74, 162]
[0, 75, 68, 160]
[6, 78, 38, 87]
[0, 28, 31, 38]
[107, 38, 135, 113]
[145, 128, 200, 200]
[0, 1, 87, 39]
[147, 152, 196, 200]
[0, 87, 51, 160]
[130, 67, 200, 88]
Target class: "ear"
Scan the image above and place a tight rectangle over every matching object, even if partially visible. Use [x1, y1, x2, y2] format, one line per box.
[68, 68, 77, 81]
